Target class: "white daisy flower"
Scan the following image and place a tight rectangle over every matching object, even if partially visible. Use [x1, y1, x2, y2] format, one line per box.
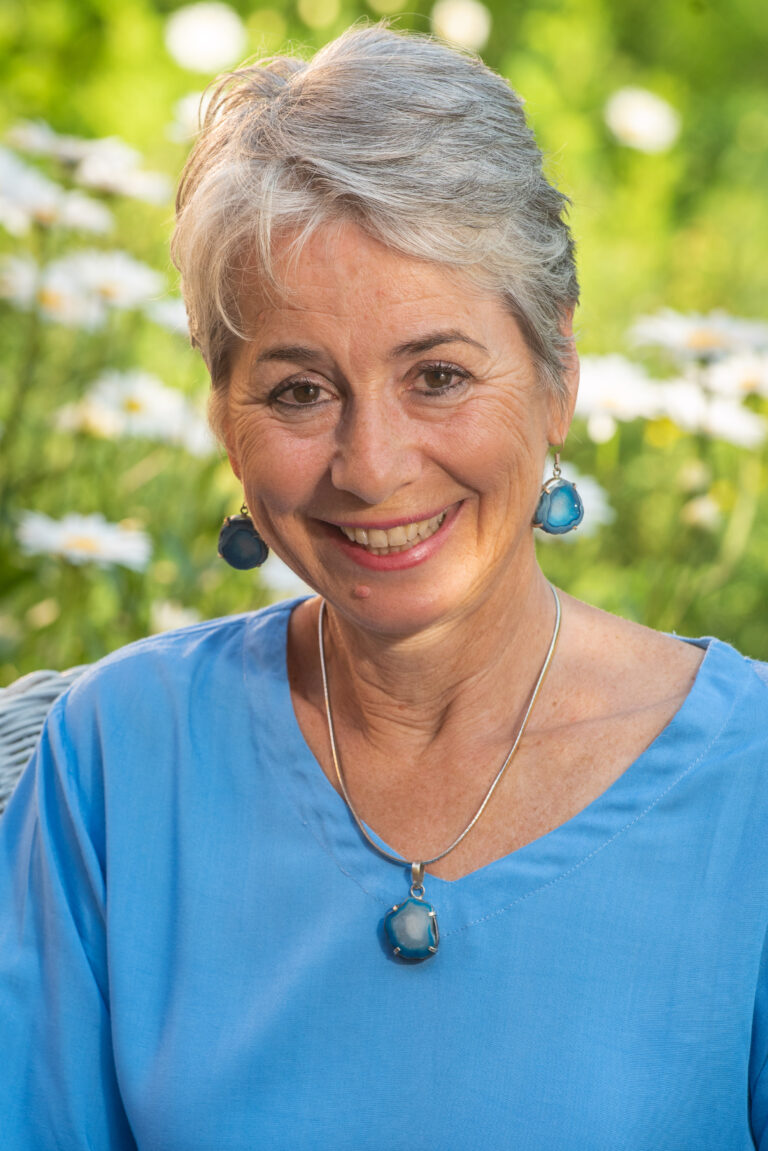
[2, 252, 162, 327]
[36, 259, 108, 329]
[164, 2, 247, 72]
[54, 250, 165, 310]
[0, 255, 38, 308]
[604, 87, 680, 154]
[111, 168, 173, 205]
[695, 399, 766, 449]
[55, 396, 122, 438]
[75, 138, 172, 205]
[431, 0, 492, 51]
[17, 511, 152, 571]
[631, 309, 768, 361]
[56, 191, 113, 234]
[575, 355, 664, 441]
[6, 120, 92, 166]
[0, 146, 112, 235]
[657, 379, 767, 448]
[0, 146, 60, 233]
[75, 137, 141, 179]
[145, 296, 191, 336]
[703, 352, 768, 399]
[0, 197, 28, 236]
[56, 369, 214, 454]
[150, 599, 202, 633]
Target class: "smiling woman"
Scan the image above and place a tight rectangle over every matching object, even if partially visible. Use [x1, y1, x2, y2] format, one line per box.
[3, 21, 768, 1151]
[223, 223, 569, 632]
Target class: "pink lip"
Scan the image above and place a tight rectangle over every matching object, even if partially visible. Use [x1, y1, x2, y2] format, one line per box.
[323, 501, 463, 572]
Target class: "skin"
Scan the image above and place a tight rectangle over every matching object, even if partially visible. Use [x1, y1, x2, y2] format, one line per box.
[224, 221, 703, 880]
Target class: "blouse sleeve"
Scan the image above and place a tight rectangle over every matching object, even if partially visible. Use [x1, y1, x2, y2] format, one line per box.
[749, 672, 768, 1150]
[751, 920, 768, 1149]
[0, 697, 137, 1149]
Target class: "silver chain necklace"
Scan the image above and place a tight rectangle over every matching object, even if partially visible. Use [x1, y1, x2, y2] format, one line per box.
[317, 584, 562, 961]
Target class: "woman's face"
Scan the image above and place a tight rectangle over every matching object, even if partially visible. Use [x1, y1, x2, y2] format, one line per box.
[225, 221, 577, 636]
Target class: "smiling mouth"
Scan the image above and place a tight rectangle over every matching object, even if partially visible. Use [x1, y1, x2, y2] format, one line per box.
[336, 511, 449, 556]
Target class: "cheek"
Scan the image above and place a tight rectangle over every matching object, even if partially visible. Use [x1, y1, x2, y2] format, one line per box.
[233, 416, 330, 515]
[437, 400, 547, 496]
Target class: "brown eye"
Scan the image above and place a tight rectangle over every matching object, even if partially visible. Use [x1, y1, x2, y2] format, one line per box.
[289, 383, 322, 404]
[423, 368, 455, 389]
[269, 378, 333, 410]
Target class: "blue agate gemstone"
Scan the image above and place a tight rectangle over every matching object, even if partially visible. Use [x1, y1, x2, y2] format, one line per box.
[218, 515, 269, 569]
[534, 479, 584, 535]
[384, 897, 439, 960]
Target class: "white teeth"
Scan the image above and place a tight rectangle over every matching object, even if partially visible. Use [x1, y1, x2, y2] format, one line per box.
[338, 511, 448, 553]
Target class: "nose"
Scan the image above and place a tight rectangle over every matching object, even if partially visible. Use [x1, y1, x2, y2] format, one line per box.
[330, 396, 422, 505]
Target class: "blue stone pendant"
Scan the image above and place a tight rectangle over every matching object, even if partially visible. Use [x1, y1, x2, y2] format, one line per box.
[384, 895, 439, 960]
[534, 478, 584, 535]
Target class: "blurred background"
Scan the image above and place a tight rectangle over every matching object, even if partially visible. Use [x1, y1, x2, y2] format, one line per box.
[1, 0, 767, 684]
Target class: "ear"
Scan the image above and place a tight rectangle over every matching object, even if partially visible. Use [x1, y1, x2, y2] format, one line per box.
[546, 306, 579, 446]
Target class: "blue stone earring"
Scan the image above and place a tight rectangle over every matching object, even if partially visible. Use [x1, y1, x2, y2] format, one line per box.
[534, 452, 584, 535]
[218, 504, 269, 569]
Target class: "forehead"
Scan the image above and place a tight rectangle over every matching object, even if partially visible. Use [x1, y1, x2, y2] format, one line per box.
[239, 221, 507, 342]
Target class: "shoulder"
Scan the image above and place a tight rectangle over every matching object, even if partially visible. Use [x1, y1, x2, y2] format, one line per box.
[553, 593, 768, 764]
[556, 594, 705, 723]
[29, 598, 310, 816]
[57, 597, 308, 732]
[748, 658, 768, 691]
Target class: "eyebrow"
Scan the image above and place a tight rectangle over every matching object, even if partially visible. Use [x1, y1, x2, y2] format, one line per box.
[254, 330, 488, 367]
[390, 330, 488, 358]
[255, 344, 323, 365]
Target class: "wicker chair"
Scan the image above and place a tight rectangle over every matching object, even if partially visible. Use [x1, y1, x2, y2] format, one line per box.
[0, 666, 90, 815]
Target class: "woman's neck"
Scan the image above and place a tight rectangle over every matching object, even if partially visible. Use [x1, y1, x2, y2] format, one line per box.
[305, 563, 560, 760]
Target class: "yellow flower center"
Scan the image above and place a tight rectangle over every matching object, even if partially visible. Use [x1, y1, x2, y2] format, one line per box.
[685, 328, 728, 351]
[62, 534, 104, 554]
[37, 288, 63, 310]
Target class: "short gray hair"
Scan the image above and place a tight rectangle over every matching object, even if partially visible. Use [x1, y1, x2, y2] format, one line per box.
[172, 23, 579, 431]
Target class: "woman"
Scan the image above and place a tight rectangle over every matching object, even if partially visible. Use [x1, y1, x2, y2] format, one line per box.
[2, 23, 768, 1150]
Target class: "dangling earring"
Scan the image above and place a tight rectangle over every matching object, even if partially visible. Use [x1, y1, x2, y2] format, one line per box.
[534, 451, 584, 535]
[218, 504, 269, 568]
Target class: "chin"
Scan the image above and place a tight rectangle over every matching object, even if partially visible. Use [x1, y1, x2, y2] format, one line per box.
[325, 574, 478, 638]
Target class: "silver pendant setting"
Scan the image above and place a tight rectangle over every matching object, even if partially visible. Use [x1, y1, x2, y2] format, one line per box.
[383, 864, 439, 960]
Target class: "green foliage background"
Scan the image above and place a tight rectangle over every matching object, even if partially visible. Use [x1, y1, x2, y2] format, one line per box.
[1, 0, 767, 683]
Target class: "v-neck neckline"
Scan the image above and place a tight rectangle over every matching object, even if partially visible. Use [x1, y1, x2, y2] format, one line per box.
[245, 597, 749, 936]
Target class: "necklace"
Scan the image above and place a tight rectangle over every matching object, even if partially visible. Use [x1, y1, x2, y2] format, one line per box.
[317, 584, 562, 961]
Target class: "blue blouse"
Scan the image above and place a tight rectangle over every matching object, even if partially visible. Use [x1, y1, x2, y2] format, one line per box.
[2, 598, 768, 1149]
